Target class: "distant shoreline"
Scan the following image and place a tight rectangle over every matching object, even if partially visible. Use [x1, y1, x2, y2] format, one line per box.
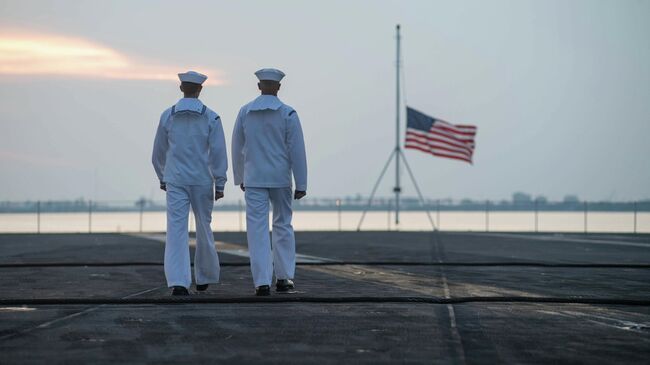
[1, 200, 648, 213]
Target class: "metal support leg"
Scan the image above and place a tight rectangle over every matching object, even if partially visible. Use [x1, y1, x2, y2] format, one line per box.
[399, 150, 437, 231]
[357, 151, 396, 231]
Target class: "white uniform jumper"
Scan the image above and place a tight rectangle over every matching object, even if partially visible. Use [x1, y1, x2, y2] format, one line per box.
[232, 95, 307, 287]
[152, 98, 228, 288]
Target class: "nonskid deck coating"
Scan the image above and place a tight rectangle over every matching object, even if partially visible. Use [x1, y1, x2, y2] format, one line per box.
[0, 232, 648, 364]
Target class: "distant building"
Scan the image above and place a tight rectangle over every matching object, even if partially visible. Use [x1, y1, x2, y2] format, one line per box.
[512, 192, 532, 204]
[563, 195, 580, 204]
[460, 198, 474, 206]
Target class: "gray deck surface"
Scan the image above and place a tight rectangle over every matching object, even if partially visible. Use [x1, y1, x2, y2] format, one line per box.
[0, 232, 649, 364]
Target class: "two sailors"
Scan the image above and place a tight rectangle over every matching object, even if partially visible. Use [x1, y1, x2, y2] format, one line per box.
[152, 69, 307, 296]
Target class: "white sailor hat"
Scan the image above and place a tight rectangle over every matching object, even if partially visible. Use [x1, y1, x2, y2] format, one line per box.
[255, 68, 285, 82]
[178, 71, 207, 85]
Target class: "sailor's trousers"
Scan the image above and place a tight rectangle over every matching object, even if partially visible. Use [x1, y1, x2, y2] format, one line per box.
[165, 183, 220, 288]
[245, 187, 295, 287]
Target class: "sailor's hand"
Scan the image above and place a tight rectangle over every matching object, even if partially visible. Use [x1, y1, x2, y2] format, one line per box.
[160, 182, 167, 191]
[240, 184, 245, 192]
[294, 190, 306, 200]
[215, 190, 224, 201]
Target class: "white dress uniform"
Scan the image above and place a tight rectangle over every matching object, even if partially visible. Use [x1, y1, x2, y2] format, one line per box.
[232, 68, 307, 288]
[152, 71, 228, 289]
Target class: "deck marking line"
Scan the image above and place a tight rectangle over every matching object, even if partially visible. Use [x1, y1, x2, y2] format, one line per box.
[466, 233, 650, 248]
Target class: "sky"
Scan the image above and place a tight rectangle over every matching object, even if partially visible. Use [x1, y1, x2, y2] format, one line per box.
[0, 0, 648, 203]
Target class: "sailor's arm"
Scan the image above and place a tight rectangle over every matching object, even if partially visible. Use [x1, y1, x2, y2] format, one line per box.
[231, 109, 245, 187]
[287, 110, 307, 195]
[208, 114, 228, 192]
[152, 110, 170, 189]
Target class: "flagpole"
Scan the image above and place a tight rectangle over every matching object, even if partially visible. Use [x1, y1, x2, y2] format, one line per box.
[394, 24, 401, 226]
[357, 24, 436, 232]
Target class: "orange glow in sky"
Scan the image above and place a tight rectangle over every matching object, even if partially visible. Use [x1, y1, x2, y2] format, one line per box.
[0, 32, 222, 84]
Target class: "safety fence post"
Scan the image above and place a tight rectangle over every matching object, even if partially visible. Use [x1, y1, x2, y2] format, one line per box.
[436, 199, 441, 231]
[37, 201, 41, 234]
[139, 203, 144, 233]
[485, 200, 490, 232]
[534, 199, 539, 233]
[633, 201, 637, 234]
[88, 200, 92, 234]
[583, 201, 588, 234]
[387, 200, 392, 231]
[336, 199, 342, 232]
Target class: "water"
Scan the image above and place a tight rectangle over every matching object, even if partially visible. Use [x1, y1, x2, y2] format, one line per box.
[0, 211, 648, 233]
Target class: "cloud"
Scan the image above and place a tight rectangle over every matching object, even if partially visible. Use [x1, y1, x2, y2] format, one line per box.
[0, 31, 223, 84]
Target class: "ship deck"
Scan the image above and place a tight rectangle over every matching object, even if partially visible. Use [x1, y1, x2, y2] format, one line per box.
[1, 231, 649, 364]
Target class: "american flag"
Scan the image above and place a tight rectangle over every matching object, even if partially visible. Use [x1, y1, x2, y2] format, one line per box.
[404, 107, 477, 164]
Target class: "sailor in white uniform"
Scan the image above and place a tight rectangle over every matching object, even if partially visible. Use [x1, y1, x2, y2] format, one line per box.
[232, 68, 307, 296]
[152, 71, 228, 296]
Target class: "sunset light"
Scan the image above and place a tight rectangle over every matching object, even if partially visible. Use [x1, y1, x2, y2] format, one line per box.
[0, 32, 222, 84]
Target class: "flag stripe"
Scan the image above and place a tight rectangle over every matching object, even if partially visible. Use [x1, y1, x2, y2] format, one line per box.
[436, 124, 476, 136]
[405, 140, 473, 160]
[428, 128, 475, 143]
[405, 136, 473, 156]
[405, 143, 472, 163]
[431, 150, 473, 163]
[435, 120, 477, 135]
[406, 128, 475, 150]
[407, 142, 472, 159]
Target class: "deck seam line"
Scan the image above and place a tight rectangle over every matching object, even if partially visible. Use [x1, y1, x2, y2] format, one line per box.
[3, 262, 648, 268]
[434, 232, 467, 365]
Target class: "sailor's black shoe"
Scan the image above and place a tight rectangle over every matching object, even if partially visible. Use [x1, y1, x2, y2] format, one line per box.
[196, 284, 209, 292]
[171, 286, 190, 296]
[275, 279, 295, 293]
[255, 285, 271, 296]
